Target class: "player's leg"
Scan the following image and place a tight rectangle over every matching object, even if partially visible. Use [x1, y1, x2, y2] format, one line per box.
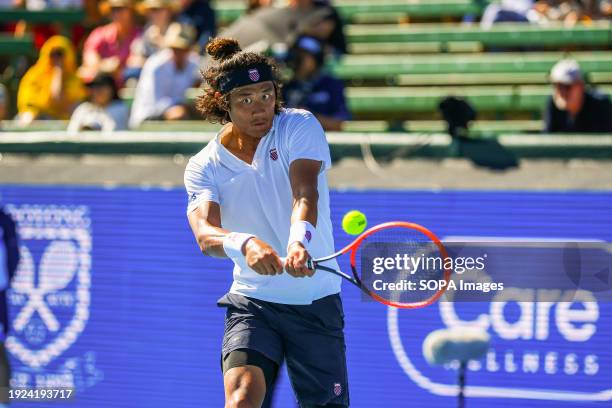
[218, 294, 285, 408]
[223, 365, 265, 408]
[223, 349, 278, 408]
[260, 362, 281, 408]
[280, 294, 350, 407]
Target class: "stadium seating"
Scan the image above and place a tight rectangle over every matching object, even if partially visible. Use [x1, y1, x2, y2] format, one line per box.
[117, 84, 611, 120]
[1, 131, 610, 161]
[0, 34, 35, 57]
[0, 119, 542, 135]
[135, 119, 543, 135]
[209, 4, 611, 123]
[215, 0, 484, 25]
[332, 52, 612, 81]
[346, 21, 611, 47]
[0, 8, 84, 25]
[346, 85, 612, 116]
[394, 72, 612, 86]
[1, 1, 610, 144]
[348, 41, 484, 54]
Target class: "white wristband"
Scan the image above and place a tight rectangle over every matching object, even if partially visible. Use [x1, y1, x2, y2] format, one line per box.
[287, 220, 315, 251]
[223, 232, 255, 260]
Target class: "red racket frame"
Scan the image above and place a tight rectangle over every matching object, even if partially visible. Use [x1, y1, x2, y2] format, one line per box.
[311, 221, 452, 308]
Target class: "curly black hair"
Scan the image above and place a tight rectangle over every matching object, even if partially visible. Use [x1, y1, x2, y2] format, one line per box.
[196, 38, 283, 124]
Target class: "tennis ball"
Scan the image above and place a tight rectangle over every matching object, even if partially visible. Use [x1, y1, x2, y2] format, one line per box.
[342, 210, 367, 235]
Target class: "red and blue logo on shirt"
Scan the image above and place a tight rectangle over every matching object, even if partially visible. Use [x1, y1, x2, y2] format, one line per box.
[269, 148, 278, 161]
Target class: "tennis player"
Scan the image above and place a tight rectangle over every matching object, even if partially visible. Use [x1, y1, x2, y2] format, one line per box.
[185, 38, 348, 408]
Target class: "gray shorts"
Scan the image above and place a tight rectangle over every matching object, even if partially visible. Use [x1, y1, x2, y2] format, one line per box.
[218, 292, 350, 406]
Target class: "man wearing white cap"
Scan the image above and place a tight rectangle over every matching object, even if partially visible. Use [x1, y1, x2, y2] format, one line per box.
[129, 22, 201, 128]
[544, 59, 612, 133]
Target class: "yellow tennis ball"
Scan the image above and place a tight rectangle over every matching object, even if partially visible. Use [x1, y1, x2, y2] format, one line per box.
[342, 210, 367, 235]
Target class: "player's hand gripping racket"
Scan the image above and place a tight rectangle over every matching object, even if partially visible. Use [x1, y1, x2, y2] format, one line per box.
[287, 221, 452, 308]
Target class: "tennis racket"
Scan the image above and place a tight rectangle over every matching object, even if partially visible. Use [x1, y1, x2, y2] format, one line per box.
[287, 221, 452, 309]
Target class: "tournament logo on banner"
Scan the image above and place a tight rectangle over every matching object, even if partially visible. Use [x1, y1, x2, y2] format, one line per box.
[4, 204, 101, 390]
[387, 237, 612, 403]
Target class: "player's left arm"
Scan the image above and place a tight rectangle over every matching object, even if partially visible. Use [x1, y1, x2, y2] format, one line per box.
[285, 159, 322, 278]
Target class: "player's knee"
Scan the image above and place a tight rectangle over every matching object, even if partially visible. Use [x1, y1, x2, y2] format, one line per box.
[224, 367, 266, 408]
[226, 389, 260, 408]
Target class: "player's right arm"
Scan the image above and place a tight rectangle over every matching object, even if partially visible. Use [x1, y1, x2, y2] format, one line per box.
[187, 201, 228, 258]
[187, 203, 283, 275]
[185, 157, 282, 275]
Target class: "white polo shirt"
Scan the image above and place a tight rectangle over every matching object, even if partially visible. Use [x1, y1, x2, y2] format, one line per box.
[184, 108, 342, 305]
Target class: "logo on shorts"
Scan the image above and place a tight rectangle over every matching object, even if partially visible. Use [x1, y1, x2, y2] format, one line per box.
[188, 192, 198, 203]
[333, 382, 342, 396]
[305, 231, 312, 242]
[248, 68, 260, 82]
[269, 148, 278, 161]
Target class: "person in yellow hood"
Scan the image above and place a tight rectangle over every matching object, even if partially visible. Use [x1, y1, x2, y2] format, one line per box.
[17, 35, 86, 123]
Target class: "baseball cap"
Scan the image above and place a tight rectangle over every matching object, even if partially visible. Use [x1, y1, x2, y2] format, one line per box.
[142, 0, 173, 9]
[164, 23, 196, 50]
[295, 36, 324, 58]
[108, 0, 134, 7]
[550, 59, 583, 85]
[292, 35, 325, 66]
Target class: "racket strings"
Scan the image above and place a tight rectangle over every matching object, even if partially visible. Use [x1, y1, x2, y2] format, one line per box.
[353, 226, 447, 306]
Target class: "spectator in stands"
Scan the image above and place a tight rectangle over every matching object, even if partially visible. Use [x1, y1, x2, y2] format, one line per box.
[219, 0, 344, 59]
[587, 0, 612, 19]
[601, 0, 612, 17]
[125, 0, 178, 83]
[283, 35, 350, 131]
[544, 59, 612, 133]
[289, 0, 347, 56]
[17, 35, 85, 124]
[129, 23, 201, 129]
[480, 0, 538, 29]
[176, 0, 215, 52]
[12, 0, 81, 9]
[79, 0, 142, 85]
[481, 0, 609, 29]
[68, 73, 129, 132]
[532, 0, 585, 26]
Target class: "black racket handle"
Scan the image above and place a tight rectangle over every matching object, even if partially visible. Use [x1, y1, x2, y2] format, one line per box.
[278, 257, 316, 270]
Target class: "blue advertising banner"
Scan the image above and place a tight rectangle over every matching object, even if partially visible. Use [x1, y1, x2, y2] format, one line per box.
[0, 186, 610, 407]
